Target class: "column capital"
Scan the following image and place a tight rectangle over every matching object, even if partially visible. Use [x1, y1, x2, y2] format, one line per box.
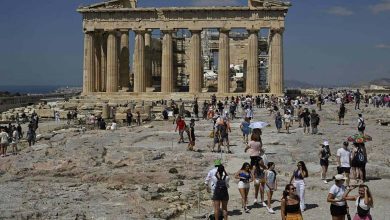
[270, 27, 285, 34]
[247, 28, 260, 34]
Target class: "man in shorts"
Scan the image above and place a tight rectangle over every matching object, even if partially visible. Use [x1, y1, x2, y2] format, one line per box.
[336, 141, 351, 186]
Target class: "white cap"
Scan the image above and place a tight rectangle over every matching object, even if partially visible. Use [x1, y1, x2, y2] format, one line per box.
[323, 141, 329, 146]
[334, 174, 347, 181]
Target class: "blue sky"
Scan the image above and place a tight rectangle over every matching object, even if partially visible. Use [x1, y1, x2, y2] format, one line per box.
[0, 0, 389, 86]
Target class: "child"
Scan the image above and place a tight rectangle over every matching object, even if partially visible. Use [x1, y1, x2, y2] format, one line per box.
[265, 162, 277, 214]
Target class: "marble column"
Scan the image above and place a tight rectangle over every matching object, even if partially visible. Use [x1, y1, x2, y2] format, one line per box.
[94, 32, 102, 92]
[189, 30, 202, 93]
[133, 30, 146, 92]
[161, 30, 174, 93]
[270, 28, 284, 95]
[83, 31, 95, 94]
[246, 29, 259, 94]
[119, 30, 130, 90]
[218, 30, 230, 94]
[100, 34, 107, 92]
[144, 31, 153, 87]
[106, 31, 119, 92]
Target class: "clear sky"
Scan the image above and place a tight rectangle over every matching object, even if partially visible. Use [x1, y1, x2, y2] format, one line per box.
[0, 0, 389, 86]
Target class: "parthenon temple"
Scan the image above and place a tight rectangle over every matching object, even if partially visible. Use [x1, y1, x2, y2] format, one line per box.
[78, 0, 291, 99]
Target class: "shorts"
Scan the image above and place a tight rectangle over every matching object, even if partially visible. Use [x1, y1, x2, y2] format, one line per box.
[337, 167, 351, 174]
[330, 204, 347, 216]
[320, 159, 329, 167]
[250, 156, 261, 167]
[238, 181, 250, 189]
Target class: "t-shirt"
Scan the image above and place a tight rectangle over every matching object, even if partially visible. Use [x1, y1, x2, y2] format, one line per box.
[0, 131, 9, 144]
[329, 184, 346, 206]
[265, 170, 276, 188]
[176, 120, 186, 130]
[241, 121, 250, 135]
[247, 141, 262, 157]
[337, 148, 351, 168]
[284, 114, 292, 123]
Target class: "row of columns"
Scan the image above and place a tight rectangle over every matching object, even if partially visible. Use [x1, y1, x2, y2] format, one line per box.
[82, 28, 284, 95]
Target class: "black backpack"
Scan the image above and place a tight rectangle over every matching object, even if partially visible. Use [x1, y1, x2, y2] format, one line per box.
[354, 148, 365, 165]
[358, 119, 365, 130]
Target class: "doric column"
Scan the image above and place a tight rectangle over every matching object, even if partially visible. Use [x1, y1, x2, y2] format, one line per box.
[161, 30, 174, 93]
[119, 30, 130, 90]
[83, 31, 95, 94]
[100, 34, 107, 92]
[134, 30, 146, 92]
[94, 32, 102, 92]
[144, 30, 153, 87]
[246, 29, 259, 94]
[270, 28, 284, 95]
[218, 29, 230, 94]
[106, 30, 119, 92]
[189, 30, 202, 94]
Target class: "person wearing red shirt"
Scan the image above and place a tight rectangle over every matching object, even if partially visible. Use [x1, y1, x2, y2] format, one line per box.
[175, 116, 186, 143]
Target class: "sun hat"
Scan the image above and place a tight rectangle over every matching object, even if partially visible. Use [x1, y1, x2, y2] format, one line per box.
[323, 141, 329, 146]
[334, 174, 347, 181]
[214, 159, 222, 166]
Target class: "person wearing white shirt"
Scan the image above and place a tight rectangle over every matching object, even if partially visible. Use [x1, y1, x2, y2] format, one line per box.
[327, 174, 348, 220]
[283, 111, 292, 134]
[337, 142, 351, 186]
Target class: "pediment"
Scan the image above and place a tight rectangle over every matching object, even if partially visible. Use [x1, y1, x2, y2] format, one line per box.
[249, 0, 291, 8]
[80, 0, 137, 9]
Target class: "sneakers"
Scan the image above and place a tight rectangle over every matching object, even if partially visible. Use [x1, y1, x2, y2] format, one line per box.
[244, 207, 250, 213]
[262, 202, 267, 207]
[253, 199, 258, 204]
[267, 207, 275, 214]
[323, 180, 328, 184]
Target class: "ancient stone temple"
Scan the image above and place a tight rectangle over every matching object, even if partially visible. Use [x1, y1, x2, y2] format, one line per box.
[78, 0, 291, 99]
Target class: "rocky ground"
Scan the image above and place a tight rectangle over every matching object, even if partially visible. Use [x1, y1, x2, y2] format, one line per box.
[0, 102, 389, 220]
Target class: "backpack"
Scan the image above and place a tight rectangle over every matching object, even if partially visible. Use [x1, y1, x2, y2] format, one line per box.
[214, 175, 228, 197]
[354, 148, 365, 165]
[358, 119, 365, 130]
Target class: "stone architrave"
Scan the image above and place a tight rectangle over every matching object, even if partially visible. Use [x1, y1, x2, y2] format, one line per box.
[246, 29, 259, 94]
[189, 30, 202, 93]
[218, 30, 230, 94]
[106, 31, 119, 92]
[83, 31, 95, 94]
[119, 30, 130, 90]
[270, 28, 284, 95]
[94, 32, 102, 92]
[133, 30, 146, 92]
[144, 30, 152, 87]
[161, 30, 174, 93]
[100, 34, 107, 92]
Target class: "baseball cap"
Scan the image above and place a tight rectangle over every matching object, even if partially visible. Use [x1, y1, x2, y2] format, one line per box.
[214, 159, 222, 166]
[323, 141, 329, 146]
[334, 174, 347, 181]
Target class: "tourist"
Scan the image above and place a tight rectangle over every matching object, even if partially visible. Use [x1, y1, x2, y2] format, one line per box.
[281, 184, 303, 220]
[55, 111, 61, 124]
[187, 119, 196, 151]
[11, 126, 19, 155]
[240, 117, 251, 143]
[338, 103, 346, 125]
[67, 111, 72, 125]
[214, 116, 231, 153]
[351, 143, 366, 182]
[357, 114, 365, 134]
[297, 106, 303, 127]
[0, 128, 9, 157]
[343, 185, 374, 220]
[290, 161, 308, 211]
[211, 165, 230, 220]
[337, 141, 351, 186]
[136, 111, 141, 126]
[229, 101, 237, 120]
[245, 106, 254, 120]
[17, 123, 22, 139]
[27, 125, 36, 146]
[202, 101, 209, 120]
[205, 159, 222, 193]
[253, 157, 266, 207]
[319, 141, 331, 183]
[264, 162, 277, 214]
[310, 109, 320, 134]
[301, 108, 311, 134]
[317, 94, 323, 111]
[327, 174, 348, 220]
[235, 162, 253, 213]
[175, 116, 186, 143]
[355, 89, 362, 110]
[283, 110, 292, 134]
[99, 119, 106, 130]
[126, 110, 133, 126]
[275, 111, 283, 133]
[162, 108, 169, 120]
[244, 133, 263, 169]
[110, 120, 117, 130]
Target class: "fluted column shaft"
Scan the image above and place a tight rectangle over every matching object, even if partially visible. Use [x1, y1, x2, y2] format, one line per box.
[270, 28, 284, 95]
[134, 31, 146, 92]
[106, 31, 119, 92]
[100, 34, 107, 92]
[189, 30, 202, 93]
[119, 30, 130, 90]
[161, 30, 174, 93]
[83, 32, 95, 94]
[144, 31, 153, 87]
[218, 30, 230, 94]
[247, 30, 259, 94]
[94, 33, 102, 92]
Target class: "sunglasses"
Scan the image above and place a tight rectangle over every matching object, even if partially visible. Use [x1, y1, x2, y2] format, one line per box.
[290, 187, 296, 190]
